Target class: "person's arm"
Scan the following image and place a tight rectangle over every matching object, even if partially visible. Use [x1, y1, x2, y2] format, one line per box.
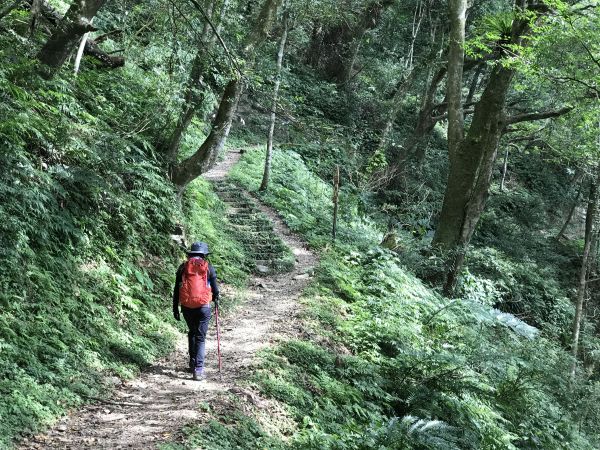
[173, 264, 183, 320]
[208, 264, 220, 306]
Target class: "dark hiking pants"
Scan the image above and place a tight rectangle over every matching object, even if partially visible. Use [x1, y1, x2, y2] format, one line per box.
[182, 305, 211, 372]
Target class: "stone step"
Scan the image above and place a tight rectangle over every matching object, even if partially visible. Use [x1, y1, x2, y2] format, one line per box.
[226, 208, 257, 215]
[235, 232, 274, 239]
[226, 211, 263, 218]
[252, 254, 285, 261]
[251, 243, 287, 250]
[215, 189, 241, 195]
[212, 179, 295, 275]
[227, 217, 267, 225]
[221, 200, 256, 208]
[230, 224, 273, 232]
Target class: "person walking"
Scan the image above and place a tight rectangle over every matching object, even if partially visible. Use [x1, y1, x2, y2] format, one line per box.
[173, 242, 220, 380]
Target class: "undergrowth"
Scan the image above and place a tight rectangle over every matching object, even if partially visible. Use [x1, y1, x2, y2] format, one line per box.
[173, 147, 600, 449]
[0, 28, 252, 447]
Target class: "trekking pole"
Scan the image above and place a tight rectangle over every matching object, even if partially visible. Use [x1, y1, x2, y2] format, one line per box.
[215, 304, 222, 376]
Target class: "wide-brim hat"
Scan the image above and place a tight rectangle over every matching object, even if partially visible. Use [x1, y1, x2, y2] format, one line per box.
[187, 241, 210, 255]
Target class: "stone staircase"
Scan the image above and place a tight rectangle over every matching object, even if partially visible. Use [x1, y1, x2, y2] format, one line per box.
[211, 180, 295, 275]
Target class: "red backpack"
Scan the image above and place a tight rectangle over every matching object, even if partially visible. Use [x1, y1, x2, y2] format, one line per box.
[179, 257, 212, 308]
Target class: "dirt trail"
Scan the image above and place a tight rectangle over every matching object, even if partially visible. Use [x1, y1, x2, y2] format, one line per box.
[20, 150, 317, 449]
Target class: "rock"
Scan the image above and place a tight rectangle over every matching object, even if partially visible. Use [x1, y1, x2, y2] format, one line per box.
[106, 376, 121, 386]
[256, 264, 270, 274]
[293, 273, 310, 280]
[57, 425, 67, 432]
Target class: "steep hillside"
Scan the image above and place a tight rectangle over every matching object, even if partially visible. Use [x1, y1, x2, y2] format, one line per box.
[0, 28, 251, 446]
[1, 0, 599, 448]
[166, 149, 600, 449]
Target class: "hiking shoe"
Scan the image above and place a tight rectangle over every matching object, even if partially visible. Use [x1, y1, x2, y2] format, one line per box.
[192, 370, 205, 381]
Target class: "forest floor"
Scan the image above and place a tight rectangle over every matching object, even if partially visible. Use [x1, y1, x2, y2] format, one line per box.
[18, 151, 317, 449]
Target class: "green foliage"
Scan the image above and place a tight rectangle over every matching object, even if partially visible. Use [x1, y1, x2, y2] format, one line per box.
[0, 25, 252, 446]
[159, 399, 286, 450]
[193, 148, 600, 449]
[229, 147, 383, 249]
[2, 0, 600, 447]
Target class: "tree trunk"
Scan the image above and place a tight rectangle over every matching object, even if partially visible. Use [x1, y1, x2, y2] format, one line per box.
[73, 17, 92, 75]
[446, 0, 466, 157]
[243, 0, 282, 56]
[557, 170, 584, 240]
[465, 63, 484, 110]
[171, 78, 242, 188]
[166, 54, 209, 162]
[376, 69, 418, 156]
[166, 0, 231, 163]
[29, 0, 41, 33]
[171, 0, 281, 188]
[341, 0, 393, 85]
[311, 0, 392, 84]
[260, 7, 289, 191]
[37, 0, 105, 72]
[432, 1, 536, 295]
[385, 66, 445, 185]
[500, 147, 509, 191]
[305, 21, 323, 67]
[406, 0, 425, 69]
[407, 67, 447, 164]
[82, 38, 124, 68]
[332, 165, 340, 242]
[391, 59, 485, 171]
[570, 172, 599, 377]
[434, 64, 515, 294]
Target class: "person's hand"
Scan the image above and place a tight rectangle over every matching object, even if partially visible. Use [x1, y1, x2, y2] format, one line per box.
[173, 310, 180, 321]
[213, 295, 220, 309]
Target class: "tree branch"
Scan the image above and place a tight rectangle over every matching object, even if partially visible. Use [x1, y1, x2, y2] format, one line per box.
[432, 107, 474, 121]
[186, 0, 243, 77]
[94, 29, 122, 43]
[504, 106, 574, 125]
[548, 75, 600, 97]
[31, 0, 123, 69]
[580, 39, 600, 70]
[0, 0, 23, 21]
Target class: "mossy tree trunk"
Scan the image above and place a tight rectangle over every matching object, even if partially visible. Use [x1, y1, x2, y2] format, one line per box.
[166, 0, 230, 163]
[171, 78, 242, 187]
[434, 64, 515, 294]
[37, 0, 106, 73]
[307, 0, 392, 85]
[557, 169, 585, 240]
[402, 66, 447, 164]
[433, 0, 534, 295]
[171, 0, 281, 189]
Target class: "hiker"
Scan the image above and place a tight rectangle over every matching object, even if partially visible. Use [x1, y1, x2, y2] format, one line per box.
[173, 242, 220, 380]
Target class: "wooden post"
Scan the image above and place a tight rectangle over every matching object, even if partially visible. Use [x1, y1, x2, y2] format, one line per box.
[332, 165, 340, 242]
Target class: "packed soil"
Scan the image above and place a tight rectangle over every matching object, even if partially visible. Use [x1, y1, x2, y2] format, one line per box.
[19, 150, 317, 449]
